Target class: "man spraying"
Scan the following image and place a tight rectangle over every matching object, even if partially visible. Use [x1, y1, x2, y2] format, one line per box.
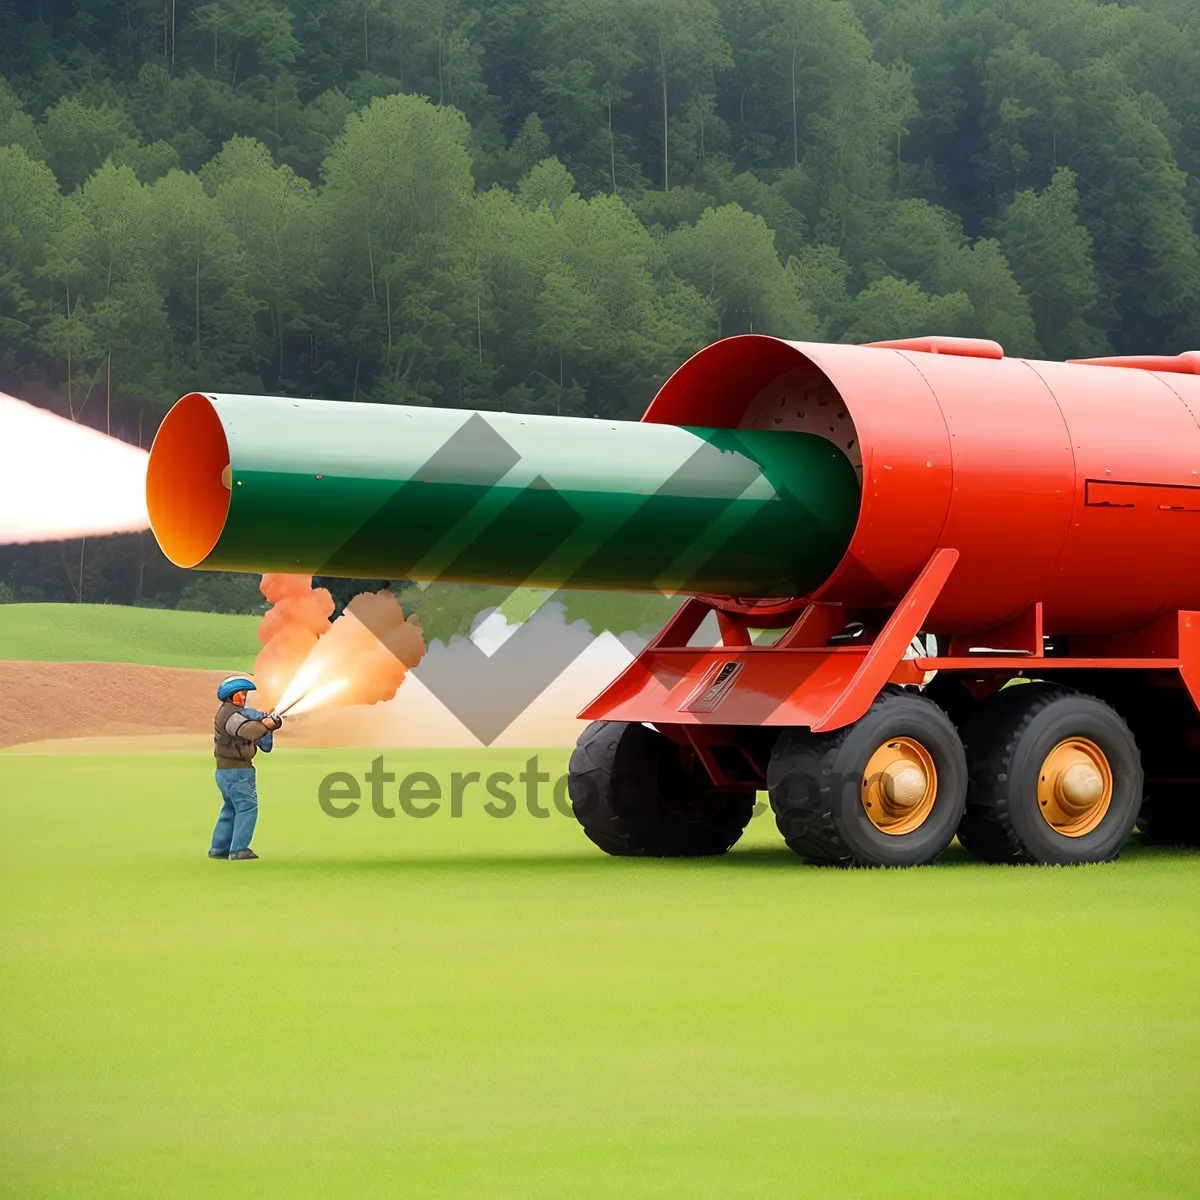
[210, 675, 283, 861]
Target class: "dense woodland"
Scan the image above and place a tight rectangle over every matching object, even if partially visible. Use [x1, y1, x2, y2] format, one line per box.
[3, 0, 1200, 607]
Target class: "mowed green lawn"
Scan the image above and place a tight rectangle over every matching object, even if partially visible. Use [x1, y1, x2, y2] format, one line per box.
[0, 603, 262, 670]
[1, 748, 1197, 1198]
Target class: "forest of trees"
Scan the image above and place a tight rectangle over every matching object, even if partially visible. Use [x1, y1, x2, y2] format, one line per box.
[3, 0, 1200, 607]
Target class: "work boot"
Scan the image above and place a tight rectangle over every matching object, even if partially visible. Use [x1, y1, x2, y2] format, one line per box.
[228, 848, 259, 861]
[208, 849, 229, 859]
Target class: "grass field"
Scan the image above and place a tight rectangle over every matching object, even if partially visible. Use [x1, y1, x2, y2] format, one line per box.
[0, 589, 677, 670]
[0, 603, 262, 669]
[1, 747, 1197, 1197]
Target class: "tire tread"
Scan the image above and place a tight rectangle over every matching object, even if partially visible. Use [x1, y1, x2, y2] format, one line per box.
[568, 720, 753, 857]
[766, 687, 965, 868]
[959, 683, 1138, 864]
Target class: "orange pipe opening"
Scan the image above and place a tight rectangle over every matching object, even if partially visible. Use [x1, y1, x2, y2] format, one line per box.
[146, 393, 231, 567]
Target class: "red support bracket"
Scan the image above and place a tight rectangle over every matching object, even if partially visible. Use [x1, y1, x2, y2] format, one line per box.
[677, 725, 764, 790]
[777, 602, 845, 649]
[811, 548, 959, 732]
[1180, 612, 1200, 711]
[646, 596, 711, 650]
[948, 602, 1043, 658]
[715, 610, 753, 648]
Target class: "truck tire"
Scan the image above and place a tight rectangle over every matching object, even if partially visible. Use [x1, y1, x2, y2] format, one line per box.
[1137, 785, 1200, 846]
[766, 689, 967, 867]
[1065, 676, 1198, 844]
[567, 720, 755, 857]
[959, 684, 1142, 865]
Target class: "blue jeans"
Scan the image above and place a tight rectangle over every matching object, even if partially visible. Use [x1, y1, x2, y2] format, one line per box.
[212, 769, 258, 854]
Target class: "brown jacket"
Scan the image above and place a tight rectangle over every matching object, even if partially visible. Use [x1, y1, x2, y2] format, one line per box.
[214, 701, 271, 770]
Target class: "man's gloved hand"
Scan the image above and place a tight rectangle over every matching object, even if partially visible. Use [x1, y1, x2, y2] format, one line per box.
[262, 712, 284, 731]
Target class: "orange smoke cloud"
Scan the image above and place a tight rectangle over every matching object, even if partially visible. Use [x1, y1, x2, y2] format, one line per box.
[253, 574, 335, 710]
[255, 575, 425, 715]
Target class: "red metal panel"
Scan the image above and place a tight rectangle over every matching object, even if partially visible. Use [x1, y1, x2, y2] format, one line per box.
[1068, 351, 1200, 374]
[1025, 360, 1200, 634]
[1086, 480, 1200, 511]
[948, 603, 1043, 656]
[1180, 612, 1200, 711]
[1164, 375, 1200, 432]
[791, 342, 954, 608]
[892, 352, 1076, 631]
[865, 335, 1004, 359]
[915, 656, 1180, 671]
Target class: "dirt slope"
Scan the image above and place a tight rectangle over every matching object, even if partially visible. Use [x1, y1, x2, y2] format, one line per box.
[0, 661, 226, 748]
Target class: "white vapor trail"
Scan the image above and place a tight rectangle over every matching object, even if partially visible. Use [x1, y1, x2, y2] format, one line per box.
[0, 392, 150, 544]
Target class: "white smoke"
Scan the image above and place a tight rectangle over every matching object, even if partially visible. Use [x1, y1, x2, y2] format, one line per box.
[0, 392, 149, 544]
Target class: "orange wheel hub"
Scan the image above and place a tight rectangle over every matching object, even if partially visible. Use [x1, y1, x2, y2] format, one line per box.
[1037, 738, 1112, 837]
[861, 737, 938, 835]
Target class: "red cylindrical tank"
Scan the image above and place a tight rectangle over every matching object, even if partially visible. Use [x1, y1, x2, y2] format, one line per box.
[643, 335, 1200, 636]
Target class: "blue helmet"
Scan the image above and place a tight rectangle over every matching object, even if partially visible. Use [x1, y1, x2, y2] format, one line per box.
[217, 675, 257, 702]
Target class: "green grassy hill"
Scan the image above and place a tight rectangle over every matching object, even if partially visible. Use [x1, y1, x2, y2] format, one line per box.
[0, 604, 262, 670]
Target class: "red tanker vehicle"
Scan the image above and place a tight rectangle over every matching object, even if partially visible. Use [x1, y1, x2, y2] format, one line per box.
[573, 334, 1200, 867]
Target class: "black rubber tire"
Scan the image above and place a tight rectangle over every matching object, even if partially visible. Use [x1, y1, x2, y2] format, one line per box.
[766, 689, 967, 867]
[567, 720, 755, 857]
[1137, 784, 1200, 846]
[959, 684, 1143, 865]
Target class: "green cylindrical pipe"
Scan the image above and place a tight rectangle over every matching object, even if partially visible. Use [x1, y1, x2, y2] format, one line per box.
[147, 393, 861, 598]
